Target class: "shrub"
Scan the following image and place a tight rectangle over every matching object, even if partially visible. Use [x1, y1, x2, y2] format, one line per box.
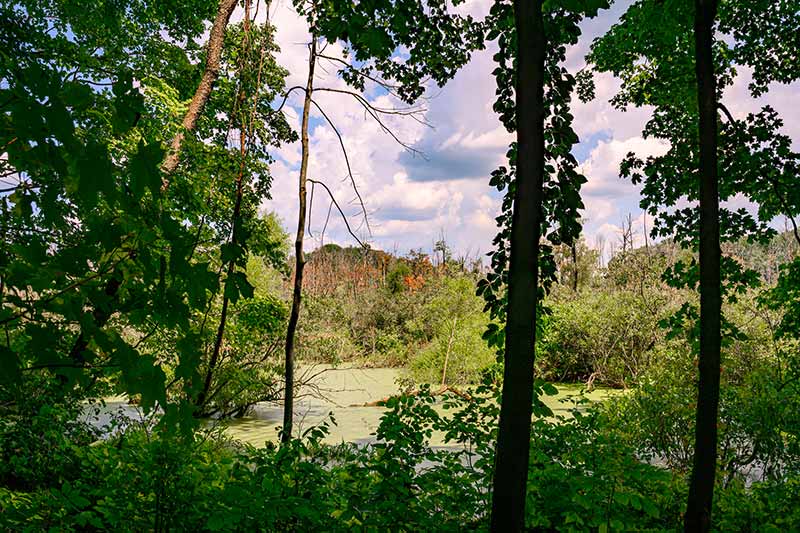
[537, 289, 666, 386]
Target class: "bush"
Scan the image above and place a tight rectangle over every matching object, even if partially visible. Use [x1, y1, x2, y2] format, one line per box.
[408, 276, 496, 385]
[603, 340, 800, 483]
[537, 289, 666, 386]
[1, 381, 797, 531]
[0, 379, 99, 491]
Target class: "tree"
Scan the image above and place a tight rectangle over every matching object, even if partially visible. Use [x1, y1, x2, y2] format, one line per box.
[685, 0, 721, 529]
[489, 1, 546, 530]
[282, 31, 316, 443]
[189, 7, 295, 416]
[0, 0, 224, 426]
[161, 0, 238, 176]
[589, 0, 800, 528]
[474, 1, 606, 529]
[279, 0, 484, 441]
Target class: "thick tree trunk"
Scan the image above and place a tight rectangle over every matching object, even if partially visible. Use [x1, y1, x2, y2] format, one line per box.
[490, 0, 545, 531]
[161, 0, 239, 176]
[282, 38, 316, 443]
[685, 0, 721, 531]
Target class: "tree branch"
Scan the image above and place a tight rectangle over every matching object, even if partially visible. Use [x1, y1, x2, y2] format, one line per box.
[161, 0, 239, 178]
[309, 98, 373, 235]
[307, 179, 367, 248]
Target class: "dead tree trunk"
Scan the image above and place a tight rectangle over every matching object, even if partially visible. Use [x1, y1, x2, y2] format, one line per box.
[571, 242, 579, 291]
[282, 37, 316, 443]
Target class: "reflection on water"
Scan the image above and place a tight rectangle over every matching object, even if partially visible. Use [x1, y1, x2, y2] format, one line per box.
[87, 366, 614, 448]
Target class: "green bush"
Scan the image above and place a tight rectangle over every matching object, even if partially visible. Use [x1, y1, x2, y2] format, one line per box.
[603, 340, 800, 483]
[537, 289, 666, 386]
[0, 380, 99, 492]
[408, 276, 496, 385]
[1, 381, 797, 531]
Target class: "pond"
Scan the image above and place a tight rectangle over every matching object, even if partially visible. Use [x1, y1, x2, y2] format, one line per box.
[87, 366, 615, 448]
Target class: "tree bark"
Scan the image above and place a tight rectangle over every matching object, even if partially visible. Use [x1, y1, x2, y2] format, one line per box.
[490, 0, 545, 531]
[196, 0, 251, 413]
[282, 37, 316, 443]
[685, 0, 721, 531]
[161, 0, 239, 176]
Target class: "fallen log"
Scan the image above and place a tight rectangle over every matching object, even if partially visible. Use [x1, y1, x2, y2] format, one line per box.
[351, 384, 473, 407]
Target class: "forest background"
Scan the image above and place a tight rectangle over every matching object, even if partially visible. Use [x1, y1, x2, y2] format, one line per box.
[1, 0, 799, 531]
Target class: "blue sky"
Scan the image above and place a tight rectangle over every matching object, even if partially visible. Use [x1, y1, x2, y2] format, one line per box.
[259, 0, 800, 260]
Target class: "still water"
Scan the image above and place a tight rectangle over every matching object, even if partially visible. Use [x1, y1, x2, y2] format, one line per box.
[88, 366, 612, 448]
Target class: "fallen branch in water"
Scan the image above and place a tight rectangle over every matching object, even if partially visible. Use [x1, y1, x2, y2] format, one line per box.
[351, 384, 473, 407]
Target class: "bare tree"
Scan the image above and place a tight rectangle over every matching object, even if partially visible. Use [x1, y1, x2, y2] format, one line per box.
[279, 26, 426, 441]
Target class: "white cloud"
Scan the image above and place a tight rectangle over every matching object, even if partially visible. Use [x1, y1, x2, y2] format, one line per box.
[256, 0, 799, 260]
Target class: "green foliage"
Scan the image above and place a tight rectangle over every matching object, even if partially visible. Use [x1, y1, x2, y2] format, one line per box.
[589, 0, 800, 345]
[0, 0, 271, 429]
[386, 262, 412, 294]
[0, 380, 99, 491]
[307, 0, 485, 103]
[537, 290, 662, 385]
[409, 277, 496, 385]
[4, 375, 796, 531]
[604, 335, 800, 483]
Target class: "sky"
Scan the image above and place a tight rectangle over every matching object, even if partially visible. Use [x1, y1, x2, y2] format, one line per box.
[257, 0, 800, 260]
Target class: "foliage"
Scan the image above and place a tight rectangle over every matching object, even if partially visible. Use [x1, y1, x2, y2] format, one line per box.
[477, 0, 608, 355]
[4, 376, 798, 531]
[0, 1, 293, 430]
[409, 276, 496, 385]
[537, 289, 662, 386]
[0, 0, 221, 425]
[604, 335, 800, 484]
[307, 0, 485, 103]
[0, 379, 99, 491]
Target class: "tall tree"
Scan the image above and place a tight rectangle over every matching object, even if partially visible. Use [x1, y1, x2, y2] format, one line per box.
[490, 0, 546, 530]
[477, 1, 607, 529]
[590, 0, 800, 528]
[282, 34, 316, 443]
[686, 0, 721, 530]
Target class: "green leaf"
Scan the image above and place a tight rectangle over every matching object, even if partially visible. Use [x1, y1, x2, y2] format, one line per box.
[129, 140, 165, 197]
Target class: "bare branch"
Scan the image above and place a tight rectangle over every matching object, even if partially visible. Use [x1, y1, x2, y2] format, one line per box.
[309, 98, 372, 235]
[308, 179, 367, 248]
[317, 53, 403, 95]
[313, 89, 428, 157]
[275, 85, 306, 114]
[321, 200, 334, 246]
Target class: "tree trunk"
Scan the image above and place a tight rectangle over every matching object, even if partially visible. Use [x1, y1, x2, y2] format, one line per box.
[196, 1, 251, 413]
[685, 0, 721, 531]
[161, 0, 239, 176]
[441, 317, 458, 387]
[282, 37, 316, 443]
[490, 0, 545, 531]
